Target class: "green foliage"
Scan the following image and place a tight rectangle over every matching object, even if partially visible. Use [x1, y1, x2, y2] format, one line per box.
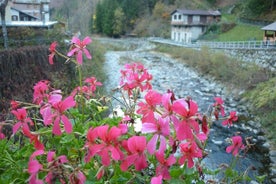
[214, 24, 263, 41]
[242, 0, 272, 17]
[245, 77, 276, 110]
[113, 7, 125, 37]
[0, 139, 34, 183]
[95, 2, 104, 33]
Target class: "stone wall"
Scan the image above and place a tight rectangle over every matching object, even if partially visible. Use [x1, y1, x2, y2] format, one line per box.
[222, 49, 276, 71]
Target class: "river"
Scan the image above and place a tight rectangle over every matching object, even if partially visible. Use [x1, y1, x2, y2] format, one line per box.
[98, 38, 270, 183]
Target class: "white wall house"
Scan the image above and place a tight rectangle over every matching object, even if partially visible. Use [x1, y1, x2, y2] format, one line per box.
[171, 9, 221, 43]
[1, 0, 56, 28]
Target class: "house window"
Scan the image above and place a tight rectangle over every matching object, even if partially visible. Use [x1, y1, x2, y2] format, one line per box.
[193, 16, 200, 23]
[11, 15, 18, 21]
[178, 15, 181, 20]
[174, 15, 177, 20]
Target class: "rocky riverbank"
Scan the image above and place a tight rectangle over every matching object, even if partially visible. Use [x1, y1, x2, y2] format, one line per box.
[98, 37, 274, 183]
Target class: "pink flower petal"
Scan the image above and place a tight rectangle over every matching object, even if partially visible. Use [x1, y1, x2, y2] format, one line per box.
[71, 36, 81, 45]
[141, 123, 157, 134]
[52, 118, 62, 135]
[76, 51, 83, 64]
[147, 134, 158, 155]
[61, 115, 72, 134]
[67, 47, 78, 57]
[30, 150, 44, 160]
[151, 175, 163, 184]
[60, 96, 76, 112]
[47, 151, 55, 162]
[83, 48, 92, 59]
[83, 36, 92, 45]
[12, 122, 21, 134]
[28, 160, 42, 174]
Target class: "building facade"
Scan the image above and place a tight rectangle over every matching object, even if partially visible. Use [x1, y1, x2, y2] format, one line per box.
[171, 9, 221, 43]
[2, 0, 56, 28]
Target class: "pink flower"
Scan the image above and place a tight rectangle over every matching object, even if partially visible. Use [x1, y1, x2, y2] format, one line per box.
[161, 92, 175, 119]
[96, 166, 105, 180]
[28, 174, 44, 184]
[84, 125, 124, 166]
[28, 160, 42, 174]
[155, 152, 176, 180]
[137, 90, 162, 123]
[226, 136, 245, 156]
[69, 171, 86, 184]
[178, 141, 202, 168]
[11, 108, 33, 134]
[45, 151, 68, 183]
[49, 41, 57, 65]
[40, 95, 76, 135]
[141, 116, 170, 155]
[84, 77, 102, 92]
[10, 100, 19, 110]
[151, 175, 163, 184]
[67, 36, 92, 65]
[28, 150, 44, 184]
[120, 63, 152, 95]
[33, 80, 50, 105]
[222, 111, 238, 127]
[213, 97, 225, 119]
[121, 136, 148, 171]
[172, 99, 199, 140]
[201, 115, 209, 135]
[22, 127, 44, 150]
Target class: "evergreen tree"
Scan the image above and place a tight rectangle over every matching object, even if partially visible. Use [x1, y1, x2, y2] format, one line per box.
[95, 2, 104, 33]
[113, 7, 125, 37]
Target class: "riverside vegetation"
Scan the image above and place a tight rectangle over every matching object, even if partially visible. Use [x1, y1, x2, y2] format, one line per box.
[0, 36, 268, 183]
[155, 44, 276, 147]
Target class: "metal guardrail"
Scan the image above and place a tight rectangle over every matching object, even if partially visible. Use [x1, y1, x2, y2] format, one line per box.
[194, 40, 276, 49]
[148, 37, 276, 50]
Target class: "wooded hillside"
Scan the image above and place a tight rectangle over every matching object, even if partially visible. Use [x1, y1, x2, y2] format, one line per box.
[50, 0, 276, 37]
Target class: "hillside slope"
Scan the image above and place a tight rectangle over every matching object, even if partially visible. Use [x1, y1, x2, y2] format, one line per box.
[50, 0, 275, 37]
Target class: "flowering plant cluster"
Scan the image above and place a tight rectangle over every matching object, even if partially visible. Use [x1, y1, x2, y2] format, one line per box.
[0, 36, 258, 184]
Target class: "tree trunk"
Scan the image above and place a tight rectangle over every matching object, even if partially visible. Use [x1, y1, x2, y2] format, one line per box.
[271, 0, 274, 11]
[0, 0, 8, 49]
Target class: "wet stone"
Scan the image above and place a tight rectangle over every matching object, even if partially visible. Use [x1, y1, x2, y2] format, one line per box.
[262, 142, 270, 149]
[211, 139, 223, 145]
[270, 150, 276, 157]
[271, 167, 276, 175]
[270, 156, 276, 164]
[257, 136, 266, 142]
[249, 181, 259, 184]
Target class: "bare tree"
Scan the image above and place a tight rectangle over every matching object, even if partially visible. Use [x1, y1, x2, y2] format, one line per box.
[0, 0, 8, 49]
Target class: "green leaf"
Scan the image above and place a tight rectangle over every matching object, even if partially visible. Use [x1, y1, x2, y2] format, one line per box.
[170, 167, 183, 178]
[60, 134, 75, 144]
[256, 174, 267, 183]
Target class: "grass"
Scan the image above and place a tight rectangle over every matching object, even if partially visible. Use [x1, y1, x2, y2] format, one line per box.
[215, 23, 263, 41]
[244, 77, 276, 145]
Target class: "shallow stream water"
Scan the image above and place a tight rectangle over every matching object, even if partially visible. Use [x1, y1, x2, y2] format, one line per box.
[98, 38, 270, 182]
